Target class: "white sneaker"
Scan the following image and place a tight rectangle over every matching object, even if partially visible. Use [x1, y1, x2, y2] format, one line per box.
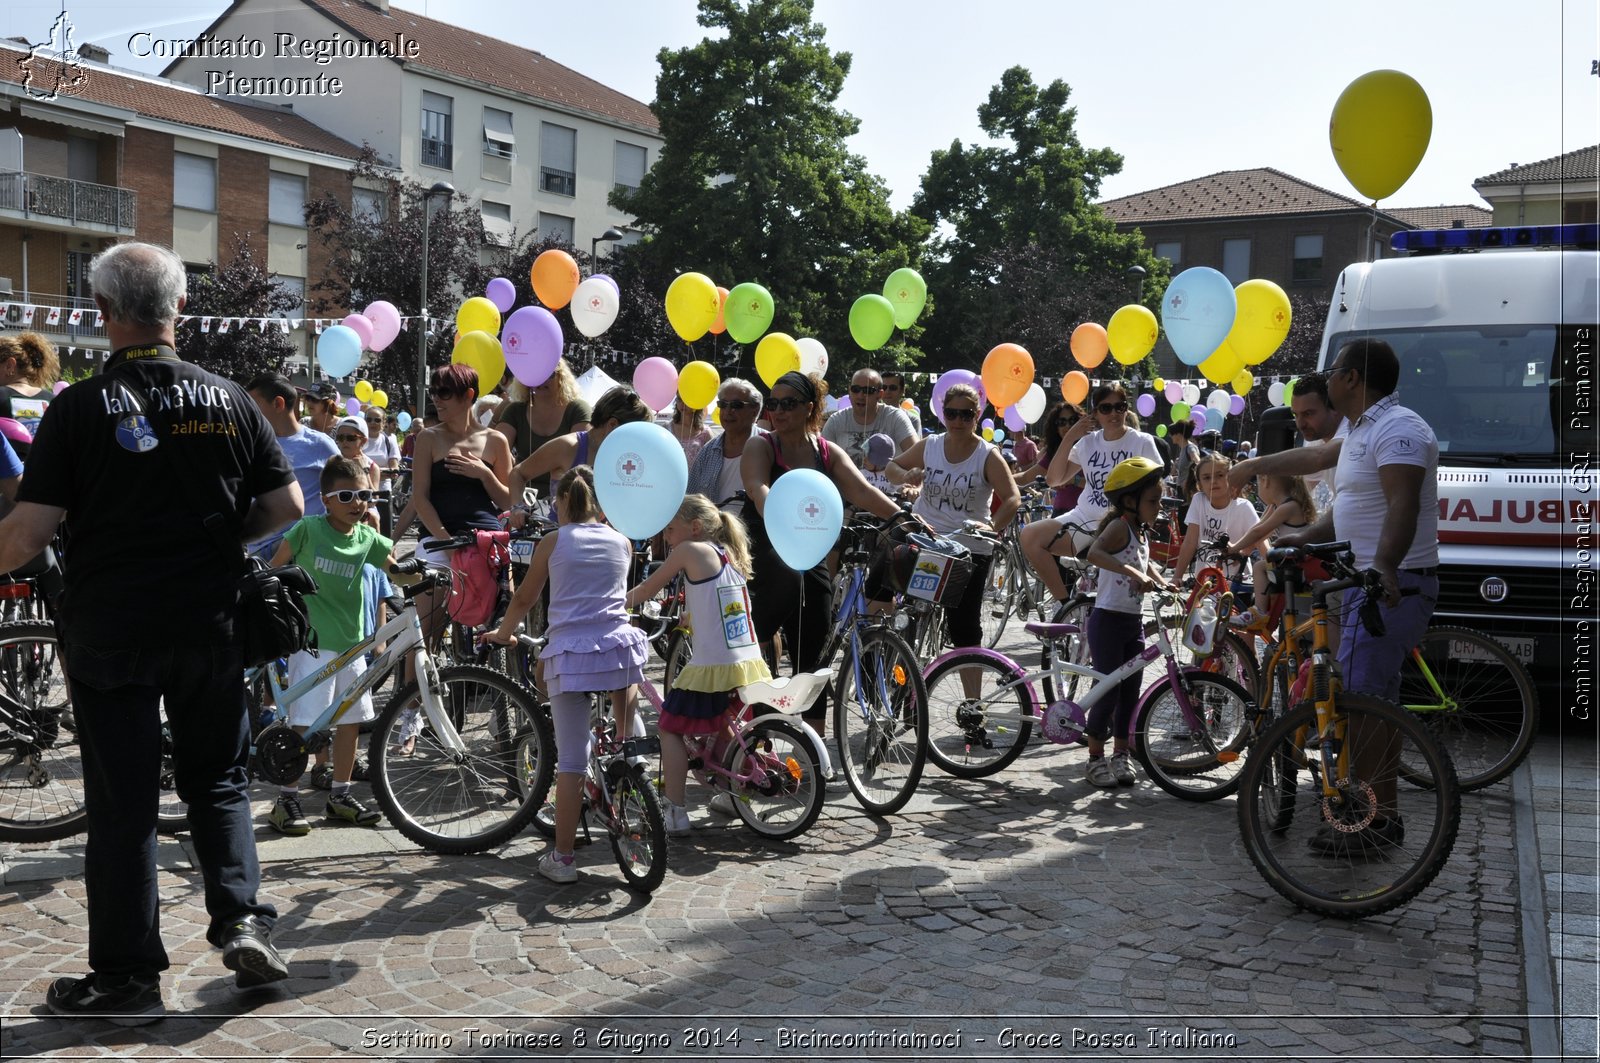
[1110, 752, 1137, 786]
[663, 802, 692, 835]
[707, 792, 737, 817]
[1085, 758, 1117, 788]
[538, 850, 577, 884]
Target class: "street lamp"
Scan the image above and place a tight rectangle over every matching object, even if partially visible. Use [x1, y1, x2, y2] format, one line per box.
[1125, 263, 1148, 303]
[416, 180, 455, 412]
[590, 226, 626, 273]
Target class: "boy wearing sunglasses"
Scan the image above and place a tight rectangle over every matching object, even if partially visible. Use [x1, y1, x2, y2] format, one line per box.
[265, 456, 398, 835]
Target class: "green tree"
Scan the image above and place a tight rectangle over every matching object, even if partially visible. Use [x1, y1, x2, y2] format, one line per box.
[914, 67, 1166, 378]
[303, 151, 490, 409]
[180, 234, 299, 383]
[612, 0, 929, 384]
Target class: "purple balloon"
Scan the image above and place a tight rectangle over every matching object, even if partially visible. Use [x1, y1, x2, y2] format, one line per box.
[1229, 394, 1247, 416]
[345, 397, 360, 416]
[1135, 393, 1156, 418]
[981, 417, 994, 431]
[590, 273, 621, 297]
[1003, 406, 1026, 432]
[1164, 380, 1183, 404]
[837, 395, 851, 412]
[485, 276, 517, 313]
[932, 369, 979, 410]
[1191, 410, 1208, 432]
[501, 306, 564, 386]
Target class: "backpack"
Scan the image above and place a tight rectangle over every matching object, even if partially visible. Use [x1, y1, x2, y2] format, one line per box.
[447, 529, 510, 628]
[237, 556, 318, 668]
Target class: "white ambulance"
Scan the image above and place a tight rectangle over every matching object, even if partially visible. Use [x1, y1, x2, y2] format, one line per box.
[1318, 223, 1598, 709]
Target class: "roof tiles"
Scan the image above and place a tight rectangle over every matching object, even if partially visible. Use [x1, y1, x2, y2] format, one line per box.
[1383, 204, 1492, 230]
[1475, 144, 1599, 186]
[1098, 167, 1403, 224]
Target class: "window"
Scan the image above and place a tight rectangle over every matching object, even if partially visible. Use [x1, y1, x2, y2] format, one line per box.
[1292, 234, 1324, 283]
[1221, 238, 1251, 285]
[1565, 199, 1598, 224]
[538, 212, 574, 244]
[68, 136, 98, 184]
[1153, 241, 1182, 266]
[173, 152, 216, 212]
[352, 187, 386, 223]
[268, 172, 306, 226]
[482, 200, 513, 246]
[275, 276, 304, 320]
[421, 91, 453, 169]
[483, 107, 515, 159]
[540, 122, 576, 196]
[614, 141, 646, 194]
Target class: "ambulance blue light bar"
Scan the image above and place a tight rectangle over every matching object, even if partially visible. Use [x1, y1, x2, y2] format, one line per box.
[1392, 223, 1599, 253]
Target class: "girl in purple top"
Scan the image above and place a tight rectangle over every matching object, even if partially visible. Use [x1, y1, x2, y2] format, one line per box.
[486, 466, 647, 884]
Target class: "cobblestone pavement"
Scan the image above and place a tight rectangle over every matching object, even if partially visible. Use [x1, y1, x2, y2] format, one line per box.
[1, 636, 1595, 1062]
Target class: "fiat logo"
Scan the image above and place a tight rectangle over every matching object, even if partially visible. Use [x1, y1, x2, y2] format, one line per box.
[1479, 577, 1508, 603]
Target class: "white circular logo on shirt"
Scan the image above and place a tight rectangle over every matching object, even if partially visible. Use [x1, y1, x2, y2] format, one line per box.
[116, 415, 159, 453]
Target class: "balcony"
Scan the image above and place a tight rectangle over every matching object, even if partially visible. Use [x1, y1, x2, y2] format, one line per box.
[0, 171, 137, 236]
[1, 291, 107, 345]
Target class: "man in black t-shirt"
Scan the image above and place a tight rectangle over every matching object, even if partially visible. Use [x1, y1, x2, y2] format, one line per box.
[0, 242, 303, 1024]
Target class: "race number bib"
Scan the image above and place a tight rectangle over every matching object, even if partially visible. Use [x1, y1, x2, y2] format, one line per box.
[717, 584, 757, 649]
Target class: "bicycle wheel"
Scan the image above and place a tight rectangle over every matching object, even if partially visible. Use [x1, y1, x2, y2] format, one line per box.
[1133, 670, 1254, 801]
[605, 765, 668, 893]
[369, 664, 545, 854]
[154, 701, 189, 834]
[663, 629, 693, 692]
[1236, 693, 1461, 919]
[727, 718, 825, 840]
[833, 626, 927, 816]
[1040, 595, 1093, 705]
[0, 622, 82, 843]
[923, 651, 1033, 778]
[1399, 625, 1538, 790]
[1174, 629, 1260, 696]
[981, 549, 1017, 649]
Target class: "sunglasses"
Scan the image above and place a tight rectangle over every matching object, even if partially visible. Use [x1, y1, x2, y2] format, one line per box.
[1056, 416, 1077, 427]
[849, 385, 881, 396]
[430, 388, 462, 400]
[943, 407, 978, 422]
[1330, 364, 1356, 378]
[335, 433, 365, 444]
[323, 488, 375, 503]
[769, 396, 809, 412]
[719, 399, 757, 412]
[1096, 401, 1129, 414]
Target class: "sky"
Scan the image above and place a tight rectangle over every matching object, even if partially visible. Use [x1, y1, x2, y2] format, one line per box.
[4, 0, 1597, 212]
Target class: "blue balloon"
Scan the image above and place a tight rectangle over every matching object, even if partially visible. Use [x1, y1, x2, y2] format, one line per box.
[1205, 405, 1225, 432]
[396, 411, 413, 432]
[318, 325, 363, 378]
[1162, 267, 1237, 367]
[593, 421, 688, 540]
[764, 469, 843, 571]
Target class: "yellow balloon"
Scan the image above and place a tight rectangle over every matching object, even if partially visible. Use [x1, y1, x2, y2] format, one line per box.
[1152, 377, 1165, 393]
[754, 332, 801, 388]
[1199, 342, 1246, 385]
[664, 273, 719, 343]
[1233, 369, 1254, 395]
[1227, 279, 1293, 365]
[450, 330, 506, 395]
[678, 360, 720, 409]
[353, 379, 374, 403]
[456, 296, 501, 338]
[1107, 304, 1159, 365]
[1329, 70, 1432, 201]
[711, 403, 721, 426]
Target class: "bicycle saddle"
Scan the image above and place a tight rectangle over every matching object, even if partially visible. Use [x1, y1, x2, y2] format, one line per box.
[739, 670, 833, 715]
[1025, 620, 1082, 639]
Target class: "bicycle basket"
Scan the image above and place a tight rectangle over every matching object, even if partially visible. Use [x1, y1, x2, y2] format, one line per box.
[1180, 575, 1233, 658]
[894, 533, 973, 606]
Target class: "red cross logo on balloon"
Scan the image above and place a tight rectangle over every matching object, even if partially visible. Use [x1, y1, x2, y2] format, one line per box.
[1169, 292, 1185, 311]
[505, 332, 520, 350]
[1274, 310, 1287, 325]
[616, 452, 643, 483]
[588, 296, 602, 310]
[798, 496, 825, 525]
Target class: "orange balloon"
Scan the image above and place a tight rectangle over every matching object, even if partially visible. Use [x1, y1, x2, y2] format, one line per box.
[530, 249, 581, 310]
[1070, 323, 1109, 369]
[709, 286, 730, 336]
[1061, 371, 1089, 405]
[981, 343, 1034, 409]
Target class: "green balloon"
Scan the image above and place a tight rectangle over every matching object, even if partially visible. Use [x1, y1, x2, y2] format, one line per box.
[724, 282, 775, 345]
[1172, 402, 1191, 422]
[1284, 377, 1298, 404]
[1156, 423, 1168, 438]
[849, 293, 896, 351]
[882, 267, 927, 330]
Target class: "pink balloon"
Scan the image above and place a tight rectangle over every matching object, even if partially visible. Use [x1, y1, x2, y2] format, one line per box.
[52, 380, 69, 396]
[345, 397, 361, 416]
[1003, 406, 1026, 432]
[632, 357, 679, 412]
[501, 306, 564, 386]
[1135, 393, 1156, 418]
[486, 276, 517, 313]
[1229, 395, 1247, 416]
[341, 313, 374, 350]
[363, 301, 402, 352]
[1164, 380, 1183, 404]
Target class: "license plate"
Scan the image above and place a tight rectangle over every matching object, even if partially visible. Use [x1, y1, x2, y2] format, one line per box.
[1451, 636, 1535, 664]
[508, 539, 534, 563]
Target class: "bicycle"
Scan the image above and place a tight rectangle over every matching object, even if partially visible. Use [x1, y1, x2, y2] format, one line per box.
[921, 586, 1255, 785]
[247, 557, 551, 855]
[977, 484, 1057, 648]
[1235, 542, 1462, 919]
[0, 621, 84, 842]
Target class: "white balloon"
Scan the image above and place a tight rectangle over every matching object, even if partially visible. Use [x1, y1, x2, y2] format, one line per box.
[796, 337, 829, 377]
[1206, 388, 1231, 413]
[1181, 382, 1201, 406]
[1016, 381, 1047, 422]
[1268, 381, 1286, 405]
[570, 276, 620, 338]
